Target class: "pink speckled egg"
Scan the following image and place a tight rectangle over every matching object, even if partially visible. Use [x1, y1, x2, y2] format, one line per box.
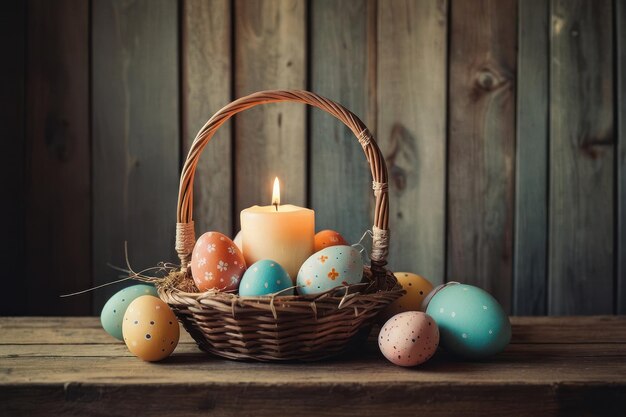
[190, 231, 246, 292]
[378, 311, 439, 367]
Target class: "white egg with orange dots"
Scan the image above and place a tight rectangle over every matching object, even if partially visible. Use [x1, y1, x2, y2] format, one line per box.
[381, 272, 434, 320]
[378, 311, 439, 367]
[122, 295, 180, 362]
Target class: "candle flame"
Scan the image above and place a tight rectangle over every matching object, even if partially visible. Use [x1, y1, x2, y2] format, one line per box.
[272, 177, 280, 209]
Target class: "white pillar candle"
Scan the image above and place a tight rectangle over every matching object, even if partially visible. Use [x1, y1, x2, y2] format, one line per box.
[240, 178, 315, 281]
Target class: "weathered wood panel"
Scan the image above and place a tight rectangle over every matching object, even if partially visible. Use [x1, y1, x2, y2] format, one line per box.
[182, 0, 233, 237]
[2, 317, 626, 417]
[234, 0, 306, 226]
[548, 0, 614, 314]
[0, 1, 26, 315]
[618, 0, 626, 314]
[447, 0, 517, 311]
[23, 0, 91, 315]
[513, 0, 549, 315]
[310, 0, 374, 244]
[3, 316, 626, 344]
[377, 0, 447, 283]
[2, 383, 625, 417]
[92, 0, 179, 313]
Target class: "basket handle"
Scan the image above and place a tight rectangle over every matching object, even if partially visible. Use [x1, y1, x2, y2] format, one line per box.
[175, 90, 390, 277]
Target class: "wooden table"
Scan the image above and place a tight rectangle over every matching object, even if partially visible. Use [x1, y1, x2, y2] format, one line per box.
[1, 316, 625, 416]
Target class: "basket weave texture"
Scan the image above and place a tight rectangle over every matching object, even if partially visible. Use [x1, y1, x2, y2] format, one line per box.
[158, 90, 403, 361]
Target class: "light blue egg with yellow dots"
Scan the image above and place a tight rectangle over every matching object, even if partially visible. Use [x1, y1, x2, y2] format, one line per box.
[296, 245, 364, 296]
[100, 284, 159, 340]
[239, 260, 293, 296]
[425, 283, 511, 359]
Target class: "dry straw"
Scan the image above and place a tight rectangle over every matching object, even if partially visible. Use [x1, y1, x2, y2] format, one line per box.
[158, 90, 404, 361]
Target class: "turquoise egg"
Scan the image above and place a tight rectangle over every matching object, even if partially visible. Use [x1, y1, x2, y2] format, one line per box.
[100, 284, 158, 340]
[425, 283, 511, 359]
[297, 245, 363, 295]
[239, 260, 293, 296]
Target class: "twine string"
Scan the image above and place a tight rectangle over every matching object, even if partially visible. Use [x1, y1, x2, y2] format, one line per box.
[176, 221, 196, 268]
[351, 229, 374, 263]
[372, 181, 388, 197]
[357, 129, 372, 147]
[59, 242, 177, 298]
[371, 225, 389, 262]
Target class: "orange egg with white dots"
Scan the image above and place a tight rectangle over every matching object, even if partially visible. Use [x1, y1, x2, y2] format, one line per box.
[190, 231, 246, 292]
[314, 229, 348, 252]
[381, 272, 434, 321]
[122, 295, 180, 362]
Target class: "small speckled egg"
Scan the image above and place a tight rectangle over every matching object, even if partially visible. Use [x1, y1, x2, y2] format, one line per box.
[297, 245, 363, 295]
[378, 311, 439, 367]
[190, 231, 246, 292]
[239, 260, 293, 296]
[381, 272, 434, 320]
[233, 230, 243, 252]
[425, 283, 511, 359]
[100, 284, 158, 340]
[314, 229, 348, 252]
[122, 295, 180, 362]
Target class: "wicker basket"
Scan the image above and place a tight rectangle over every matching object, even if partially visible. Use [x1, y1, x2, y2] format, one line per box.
[158, 90, 403, 361]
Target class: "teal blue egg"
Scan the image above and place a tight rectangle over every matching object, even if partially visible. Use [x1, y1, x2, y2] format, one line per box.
[296, 245, 363, 295]
[425, 283, 511, 359]
[100, 284, 158, 340]
[239, 260, 293, 296]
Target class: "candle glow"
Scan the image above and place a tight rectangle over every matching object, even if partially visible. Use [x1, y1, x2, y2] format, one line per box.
[272, 177, 280, 210]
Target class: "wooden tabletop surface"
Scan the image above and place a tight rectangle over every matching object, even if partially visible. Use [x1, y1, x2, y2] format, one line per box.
[1, 316, 625, 416]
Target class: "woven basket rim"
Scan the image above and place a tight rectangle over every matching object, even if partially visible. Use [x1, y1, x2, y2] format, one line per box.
[158, 266, 404, 309]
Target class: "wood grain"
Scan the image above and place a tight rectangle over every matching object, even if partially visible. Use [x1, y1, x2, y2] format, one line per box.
[0, 1, 26, 315]
[513, 0, 549, 315]
[23, 0, 91, 315]
[1, 383, 625, 417]
[618, 0, 626, 314]
[447, 0, 517, 311]
[92, 0, 179, 313]
[377, 0, 447, 283]
[309, 0, 375, 245]
[1, 317, 626, 417]
[4, 316, 625, 344]
[2, 347, 626, 384]
[182, 0, 233, 237]
[234, 0, 306, 226]
[548, 0, 614, 314]
[4, 341, 626, 359]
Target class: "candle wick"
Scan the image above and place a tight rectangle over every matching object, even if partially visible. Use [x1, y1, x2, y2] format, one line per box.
[274, 203, 279, 212]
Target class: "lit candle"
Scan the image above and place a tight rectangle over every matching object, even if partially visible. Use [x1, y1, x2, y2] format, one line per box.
[240, 177, 315, 281]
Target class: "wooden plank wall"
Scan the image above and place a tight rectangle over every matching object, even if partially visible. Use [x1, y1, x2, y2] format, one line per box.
[3, 0, 624, 317]
[448, 0, 517, 312]
[514, 0, 549, 315]
[549, 0, 615, 314]
[619, 0, 626, 314]
[92, 0, 179, 310]
[0, 0, 27, 315]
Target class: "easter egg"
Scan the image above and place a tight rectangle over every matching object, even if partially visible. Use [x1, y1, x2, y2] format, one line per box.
[314, 229, 348, 252]
[190, 231, 246, 292]
[378, 311, 439, 367]
[100, 284, 158, 340]
[425, 283, 511, 359]
[239, 260, 293, 296]
[296, 245, 363, 295]
[122, 295, 180, 362]
[381, 272, 434, 320]
[233, 230, 243, 252]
